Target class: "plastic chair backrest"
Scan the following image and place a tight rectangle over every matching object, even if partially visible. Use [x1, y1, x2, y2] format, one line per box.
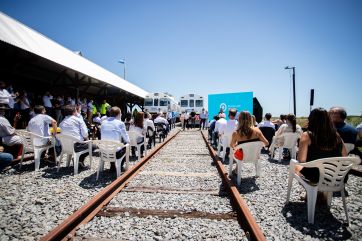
[233, 141, 264, 163]
[96, 140, 123, 162]
[128, 130, 140, 146]
[57, 134, 78, 154]
[302, 156, 361, 192]
[16, 130, 34, 150]
[259, 126, 275, 146]
[344, 143, 355, 154]
[155, 123, 165, 131]
[147, 126, 154, 137]
[282, 132, 300, 148]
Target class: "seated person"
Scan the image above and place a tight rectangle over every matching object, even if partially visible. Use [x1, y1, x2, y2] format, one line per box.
[60, 105, 95, 167]
[296, 108, 347, 184]
[230, 111, 268, 168]
[214, 113, 227, 146]
[329, 107, 357, 145]
[144, 112, 155, 148]
[154, 112, 169, 134]
[27, 105, 57, 161]
[269, 113, 302, 156]
[272, 114, 287, 131]
[257, 113, 275, 130]
[0, 150, 13, 171]
[93, 112, 102, 124]
[129, 112, 146, 156]
[101, 106, 130, 171]
[0, 107, 23, 158]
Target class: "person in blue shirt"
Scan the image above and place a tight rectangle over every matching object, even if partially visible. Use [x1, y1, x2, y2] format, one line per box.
[329, 107, 357, 144]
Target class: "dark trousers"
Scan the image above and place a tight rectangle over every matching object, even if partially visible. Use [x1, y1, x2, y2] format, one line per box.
[190, 118, 196, 128]
[200, 119, 206, 130]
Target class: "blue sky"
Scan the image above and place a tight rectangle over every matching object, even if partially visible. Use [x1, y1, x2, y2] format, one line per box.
[1, 0, 361, 117]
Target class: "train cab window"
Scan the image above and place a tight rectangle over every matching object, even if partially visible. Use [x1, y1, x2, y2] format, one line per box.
[145, 98, 153, 106]
[160, 98, 168, 106]
[189, 99, 194, 107]
[196, 100, 203, 107]
[181, 100, 188, 107]
[154, 98, 159, 106]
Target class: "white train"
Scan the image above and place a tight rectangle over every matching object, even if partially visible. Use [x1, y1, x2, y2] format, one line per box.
[144, 92, 180, 114]
[179, 93, 204, 114]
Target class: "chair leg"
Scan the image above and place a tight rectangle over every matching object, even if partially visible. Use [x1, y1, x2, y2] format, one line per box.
[286, 174, 293, 203]
[115, 160, 121, 178]
[341, 189, 349, 224]
[66, 154, 71, 167]
[237, 161, 242, 186]
[74, 153, 79, 175]
[228, 157, 233, 177]
[19, 147, 26, 170]
[34, 149, 42, 171]
[255, 161, 260, 177]
[57, 153, 63, 172]
[96, 159, 103, 181]
[278, 148, 282, 163]
[307, 187, 318, 224]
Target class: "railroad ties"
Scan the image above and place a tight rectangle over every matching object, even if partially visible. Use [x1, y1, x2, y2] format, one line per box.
[74, 130, 248, 240]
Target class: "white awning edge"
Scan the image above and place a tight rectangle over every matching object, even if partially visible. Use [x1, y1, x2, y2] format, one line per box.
[0, 12, 148, 99]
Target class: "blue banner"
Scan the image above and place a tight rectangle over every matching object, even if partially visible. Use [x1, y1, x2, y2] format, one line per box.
[208, 92, 253, 121]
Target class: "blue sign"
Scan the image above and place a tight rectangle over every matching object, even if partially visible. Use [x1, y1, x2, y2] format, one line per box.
[208, 92, 253, 121]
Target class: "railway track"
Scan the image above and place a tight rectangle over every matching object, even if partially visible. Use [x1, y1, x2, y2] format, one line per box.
[40, 129, 266, 241]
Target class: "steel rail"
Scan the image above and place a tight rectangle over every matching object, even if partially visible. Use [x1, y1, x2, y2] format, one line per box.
[40, 129, 181, 241]
[200, 131, 267, 241]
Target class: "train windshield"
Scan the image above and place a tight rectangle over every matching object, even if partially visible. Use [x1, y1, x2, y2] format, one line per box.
[196, 100, 203, 107]
[144, 98, 153, 106]
[180, 100, 188, 107]
[160, 98, 168, 106]
[154, 98, 159, 106]
[189, 99, 194, 107]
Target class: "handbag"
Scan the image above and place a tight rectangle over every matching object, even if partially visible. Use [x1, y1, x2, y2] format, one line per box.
[234, 149, 244, 161]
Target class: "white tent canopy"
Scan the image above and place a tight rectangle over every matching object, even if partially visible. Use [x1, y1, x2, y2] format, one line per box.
[0, 12, 148, 99]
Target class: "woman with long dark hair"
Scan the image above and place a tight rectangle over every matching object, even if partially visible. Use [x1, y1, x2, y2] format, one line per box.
[296, 108, 347, 183]
[129, 111, 146, 156]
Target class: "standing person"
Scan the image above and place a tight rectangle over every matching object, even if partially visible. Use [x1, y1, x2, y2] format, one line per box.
[296, 108, 347, 195]
[87, 100, 94, 124]
[42, 91, 53, 118]
[199, 108, 207, 130]
[53, 97, 63, 125]
[27, 105, 57, 162]
[19, 91, 31, 129]
[184, 111, 190, 130]
[190, 109, 196, 129]
[329, 107, 357, 145]
[60, 105, 94, 168]
[180, 112, 186, 131]
[100, 99, 111, 117]
[101, 106, 130, 172]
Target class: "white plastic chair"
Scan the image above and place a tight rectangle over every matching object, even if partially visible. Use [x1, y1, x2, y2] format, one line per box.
[344, 143, 355, 154]
[128, 131, 147, 161]
[231, 141, 265, 186]
[16, 130, 56, 171]
[217, 133, 232, 162]
[271, 132, 300, 162]
[56, 134, 93, 175]
[94, 140, 130, 180]
[286, 156, 361, 224]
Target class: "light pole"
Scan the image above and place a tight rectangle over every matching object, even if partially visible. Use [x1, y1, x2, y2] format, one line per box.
[285, 66, 296, 116]
[118, 58, 126, 80]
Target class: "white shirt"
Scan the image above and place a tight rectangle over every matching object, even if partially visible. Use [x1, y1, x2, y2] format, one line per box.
[215, 118, 227, 133]
[200, 111, 207, 119]
[258, 120, 275, 129]
[93, 116, 102, 124]
[101, 117, 130, 143]
[219, 119, 238, 136]
[154, 116, 169, 126]
[27, 114, 54, 146]
[0, 116, 22, 146]
[20, 97, 30, 110]
[43, 95, 53, 108]
[0, 89, 11, 105]
[129, 125, 145, 143]
[144, 118, 155, 131]
[60, 115, 88, 141]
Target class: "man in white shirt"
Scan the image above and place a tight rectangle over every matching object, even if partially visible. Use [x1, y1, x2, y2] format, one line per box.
[60, 105, 94, 166]
[218, 109, 238, 159]
[214, 113, 227, 148]
[0, 82, 12, 108]
[42, 92, 53, 118]
[0, 106, 23, 158]
[101, 106, 130, 171]
[184, 111, 190, 130]
[199, 108, 207, 130]
[257, 113, 275, 129]
[27, 105, 57, 161]
[154, 112, 169, 133]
